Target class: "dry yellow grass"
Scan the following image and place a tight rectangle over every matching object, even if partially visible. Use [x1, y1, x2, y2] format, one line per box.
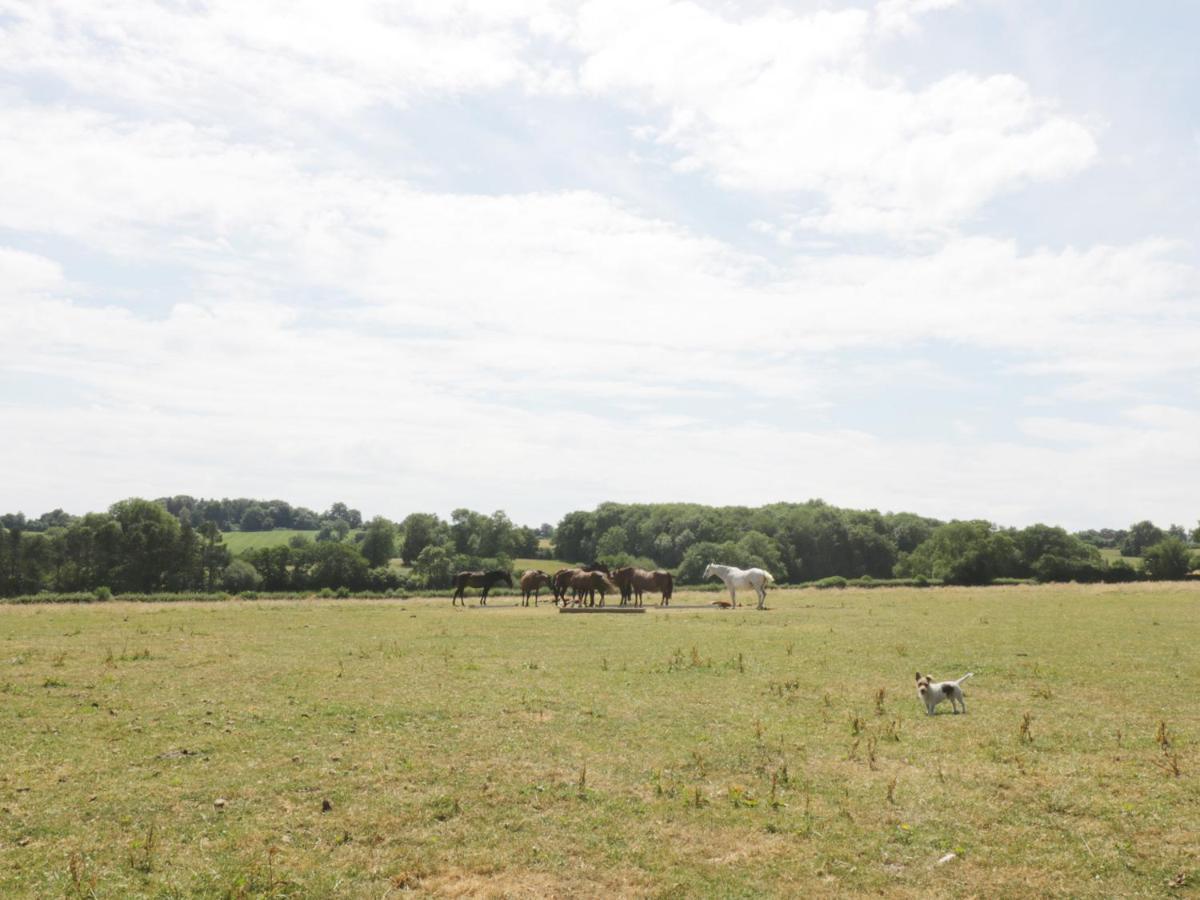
[1, 583, 1197, 897]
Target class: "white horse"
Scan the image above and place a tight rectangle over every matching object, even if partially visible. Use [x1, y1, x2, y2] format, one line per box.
[703, 563, 775, 609]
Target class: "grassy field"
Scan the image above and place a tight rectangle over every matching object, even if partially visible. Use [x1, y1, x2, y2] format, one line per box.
[513, 558, 574, 574]
[219, 530, 323, 553]
[1, 585, 1197, 897]
[1100, 547, 1144, 567]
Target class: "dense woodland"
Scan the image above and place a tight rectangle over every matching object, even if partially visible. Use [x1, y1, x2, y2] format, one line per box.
[1, 497, 1197, 598]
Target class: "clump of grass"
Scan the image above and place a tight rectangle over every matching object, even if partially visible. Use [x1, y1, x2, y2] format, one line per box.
[429, 796, 461, 821]
[866, 737, 878, 770]
[849, 714, 864, 736]
[690, 786, 706, 808]
[886, 776, 897, 804]
[1156, 720, 1171, 750]
[577, 765, 588, 798]
[883, 718, 902, 742]
[874, 687, 886, 715]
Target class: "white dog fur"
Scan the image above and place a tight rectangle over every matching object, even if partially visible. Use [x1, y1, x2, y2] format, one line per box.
[915, 671, 973, 715]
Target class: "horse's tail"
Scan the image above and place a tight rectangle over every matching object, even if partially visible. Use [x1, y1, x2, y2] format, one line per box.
[763, 570, 775, 585]
[662, 572, 673, 599]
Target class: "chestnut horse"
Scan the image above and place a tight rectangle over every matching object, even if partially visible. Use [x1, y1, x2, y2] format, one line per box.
[519, 569, 553, 606]
[568, 569, 618, 607]
[619, 571, 676, 607]
[612, 567, 674, 606]
[451, 570, 513, 606]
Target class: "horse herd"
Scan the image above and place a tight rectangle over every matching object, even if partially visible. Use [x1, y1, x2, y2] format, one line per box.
[450, 563, 672, 607]
[449, 562, 775, 609]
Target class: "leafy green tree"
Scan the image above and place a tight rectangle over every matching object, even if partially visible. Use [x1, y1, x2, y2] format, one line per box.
[413, 544, 454, 589]
[360, 517, 397, 568]
[898, 521, 1021, 585]
[222, 558, 262, 592]
[399, 513, 446, 563]
[596, 525, 629, 558]
[110, 498, 183, 592]
[317, 519, 350, 542]
[198, 521, 231, 591]
[324, 502, 362, 529]
[310, 542, 368, 589]
[1142, 538, 1193, 581]
[239, 504, 273, 532]
[1121, 520, 1165, 557]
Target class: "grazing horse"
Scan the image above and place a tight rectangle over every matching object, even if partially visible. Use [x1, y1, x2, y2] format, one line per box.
[703, 563, 774, 609]
[552, 568, 579, 605]
[451, 570, 513, 606]
[612, 567, 674, 606]
[519, 569, 553, 606]
[569, 569, 617, 607]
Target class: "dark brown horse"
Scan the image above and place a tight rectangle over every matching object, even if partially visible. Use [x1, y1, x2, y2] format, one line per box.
[552, 568, 578, 605]
[451, 570, 513, 606]
[612, 567, 674, 606]
[519, 569, 553, 606]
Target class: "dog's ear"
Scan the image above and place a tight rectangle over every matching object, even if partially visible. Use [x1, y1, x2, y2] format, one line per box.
[914, 672, 922, 681]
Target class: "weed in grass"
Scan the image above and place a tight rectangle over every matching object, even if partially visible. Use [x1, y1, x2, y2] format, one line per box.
[1154, 751, 1182, 778]
[786, 642, 794, 656]
[884, 718, 902, 742]
[42, 677, 66, 688]
[600, 657, 608, 672]
[577, 765, 588, 798]
[886, 776, 897, 804]
[1019, 713, 1033, 744]
[849, 714, 864, 736]
[1156, 720, 1171, 750]
[67, 850, 97, 898]
[895, 643, 908, 657]
[754, 718, 764, 741]
[52, 652, 67, 668]
[691, 786, 706, 808]
[128, 822, 157, 873]
[728, 784, 757, 808]
[866, 737, 878, 770]
[848, 738, 860, 761]
[874, 687, 886, 715]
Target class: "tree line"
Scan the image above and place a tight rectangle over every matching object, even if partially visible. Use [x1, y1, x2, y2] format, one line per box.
[1, 497, 1197, 597]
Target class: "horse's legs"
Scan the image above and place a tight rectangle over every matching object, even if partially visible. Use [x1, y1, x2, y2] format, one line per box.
[730, 586, 737, 608]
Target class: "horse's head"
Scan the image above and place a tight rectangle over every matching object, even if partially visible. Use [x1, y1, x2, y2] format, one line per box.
[703, 563, 716, 579]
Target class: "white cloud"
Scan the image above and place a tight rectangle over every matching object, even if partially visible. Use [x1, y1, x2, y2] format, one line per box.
[1, 1, 1197, 527]
[574, 0, 1096, 234]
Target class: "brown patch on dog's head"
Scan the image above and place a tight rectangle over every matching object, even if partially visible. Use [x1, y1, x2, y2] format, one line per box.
[915, 672, 922, 682]
[915, 673, 931, 695]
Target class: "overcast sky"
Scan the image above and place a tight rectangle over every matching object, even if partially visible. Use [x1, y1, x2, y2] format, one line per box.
[2, 0, 1198, 530]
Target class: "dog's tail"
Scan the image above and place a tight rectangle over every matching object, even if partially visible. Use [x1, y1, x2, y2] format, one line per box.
[955, 672, 974, 685]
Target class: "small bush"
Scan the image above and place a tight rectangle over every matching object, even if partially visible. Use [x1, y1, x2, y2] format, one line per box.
[94, 586, 112, 601]
[318, 588, 335, 599]
[813, 576, 848, 590]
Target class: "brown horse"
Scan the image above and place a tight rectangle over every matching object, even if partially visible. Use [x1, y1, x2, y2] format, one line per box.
[552, 568, 579, 605]
[612, 567, 674, 606]
[519, 569, 553, 606]
[451, 570, 513, 606]
[569, 569, 618, 607]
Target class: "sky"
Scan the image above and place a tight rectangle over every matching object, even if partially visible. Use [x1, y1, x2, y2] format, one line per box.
[1, 0, 1198, 530]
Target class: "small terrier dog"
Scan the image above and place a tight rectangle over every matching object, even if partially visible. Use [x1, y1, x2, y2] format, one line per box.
[915, 672, 973, 715]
